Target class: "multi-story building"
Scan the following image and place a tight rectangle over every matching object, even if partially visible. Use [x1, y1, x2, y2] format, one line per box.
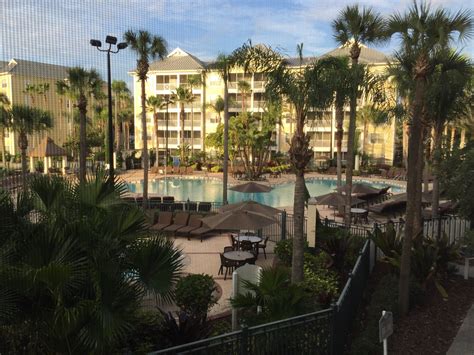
[0, 59, 73, 156]
[129, 45, 396, 166]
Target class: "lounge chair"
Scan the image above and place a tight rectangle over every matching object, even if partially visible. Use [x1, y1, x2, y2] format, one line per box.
[176, 215, 203, 238]
[149, 196, 162, 209]
[189, 225, 213, 242]
[172, 202, 184, 211]
[122, 196, 136, 204]
[186, 166, 193, 175]
[163, 212, 190, 233]
[198, 202, 212, 213]
[179, 166, 186, 175]
[150, 211, 173, 231]
[163, 196, 175, 203]
[186, 201, 198, 211]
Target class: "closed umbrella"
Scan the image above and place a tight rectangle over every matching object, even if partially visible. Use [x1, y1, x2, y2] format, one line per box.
[201, 210, 277, 230]
[219, 200, 281, 217]
[230, 181, 273, 193]
[335, 183, 380, 195]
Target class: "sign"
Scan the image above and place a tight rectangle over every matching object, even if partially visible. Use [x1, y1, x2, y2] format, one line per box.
[379, 311, 393, 343]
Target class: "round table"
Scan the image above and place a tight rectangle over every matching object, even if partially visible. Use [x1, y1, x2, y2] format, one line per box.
[351, 208, 368, 224]
[223, 251, 254, 263]
[237, 235, 262, 244]
[351, 208, 367, 214]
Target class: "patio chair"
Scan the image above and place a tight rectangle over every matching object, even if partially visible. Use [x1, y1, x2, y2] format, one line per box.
[245, 255, 257, 265]
[163, 212, 190, 233]
[150, 211, 173, 231]
[258, 236, 269, 259]
[230, 234, 239, 250]
[172, 202, 184, 211]
[159, 202, 172, 212]
[189, 225, 213, 242]
[240, 240, 257, 256]
[223, 246, 234, 253]
[218, 253, 236, 280]
[176, 215, 203, 239]
[198, 202, 212, 213]
[163, 196, 175, 203]
[122, 196, 136, 204]
[148, 196, 162, 209]
[186, 201, 198, 211]
[135, 196, 144, 206]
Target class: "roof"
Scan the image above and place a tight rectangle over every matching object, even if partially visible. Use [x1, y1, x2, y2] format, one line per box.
[321, 45, 390, 64]
[284, 56, 318, 67]
[148, 48, 205, 72]
[29, 137, 67, 157]
[0, 59, 69, 79]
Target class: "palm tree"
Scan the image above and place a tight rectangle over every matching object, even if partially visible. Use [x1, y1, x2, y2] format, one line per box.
[387, 1, 473, 316]
[36, 83, 50, 107]
[124, 30, 167, 208]
[23, 83, 38, 105]
[237, 80, 251, 111]
[187, 74, 202, 155]
[146, 95, 164, 168]
[0, 93, 10, 168]
[56, 67, 102, 183]
[172, 86, 193, 163]
[112, 80, 131, 153]
[332, 4, 387, 226]
[8, 105, 52, 184]
[208, 96, 225, 124]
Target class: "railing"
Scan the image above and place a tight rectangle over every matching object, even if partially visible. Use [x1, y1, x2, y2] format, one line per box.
[0, 172, 41, 191]
[261, 211, 307, 244]
[150, 308, 334, 355]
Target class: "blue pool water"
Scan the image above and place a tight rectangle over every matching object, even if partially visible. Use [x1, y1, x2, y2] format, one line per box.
[127, 178, 404, 208]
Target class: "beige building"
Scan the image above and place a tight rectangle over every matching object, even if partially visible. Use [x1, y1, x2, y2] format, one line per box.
[129, 45, 397, 166]
[0, 59, 73, 156]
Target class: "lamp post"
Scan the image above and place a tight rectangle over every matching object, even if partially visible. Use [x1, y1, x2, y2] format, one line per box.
[90, 36, 127, 185]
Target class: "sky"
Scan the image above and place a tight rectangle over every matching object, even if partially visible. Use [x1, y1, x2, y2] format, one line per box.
[1, 0, 473, 89]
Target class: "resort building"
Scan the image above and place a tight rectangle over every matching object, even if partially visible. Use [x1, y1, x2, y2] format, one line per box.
[130, 45, 397, 166]
[0, 59, 73, 156]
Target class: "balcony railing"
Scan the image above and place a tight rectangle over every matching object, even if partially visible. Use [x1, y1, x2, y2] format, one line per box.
[156, 83, 177, 91]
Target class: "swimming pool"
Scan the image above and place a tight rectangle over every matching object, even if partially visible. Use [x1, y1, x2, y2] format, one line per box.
[127, 177, 405, 208]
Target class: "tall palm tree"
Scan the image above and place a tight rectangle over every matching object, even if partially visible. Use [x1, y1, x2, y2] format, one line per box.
[332, 4, 387, 226]
[0, 93, 10, 168]
[146, 95, 164, 168]
[56, 67, 102, 183]
[172, 86, 193, 162]
[187, 74, 202, 155]
[36, 83, 50, 107]
[8, 105, 52, 184]
[387, 1, 473, 316]
[208, 96, 225, 124]
[112, 80, 131, 153]
[237, 80, 251, 111]
[23, 83, 38, 105]
[124, 30, 167, 208]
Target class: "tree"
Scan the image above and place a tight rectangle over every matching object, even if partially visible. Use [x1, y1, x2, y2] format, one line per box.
[147, 95, 164, 168]
[172, 86, 193, 163]
[0, 93, 10, 167]
[124, 30, 167, 208]
[237, 80, 251, 111]
[235, 43, 333, 282]
[332, 4, 387, 226]
[112, 80, 131, 153]
[387, 1, 473, 315]
[187, 74, 202, 155]
[8, 105, 52, 184]
[207, 96, 225, 124]
[0, 173, 183, 352]
[56, 67, 103, 183]
[356, 105, 391, 158]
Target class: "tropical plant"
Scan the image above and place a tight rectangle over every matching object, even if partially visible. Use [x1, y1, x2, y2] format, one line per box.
[187, 74, 202, 155]
[237, 80, 251, 111]
[302, 266, 339, 306]
[56, 67, 103, 182]
[175, 274, 217, 321]
[8, 105, 52, 184]
[147, 95, 165, 168]
[112, 80, 131, 153]
[158, 311, 213, 348]
[0, 93, 10, 167]
[0, 173, 183, 353]
[332, 4, 387, 226]
[124, 29, 167, 207]
[368, 222, 403, 260]
[207, 96, 225, 124]
[387, 1, 473, 315]
[172, 86, 193, 162]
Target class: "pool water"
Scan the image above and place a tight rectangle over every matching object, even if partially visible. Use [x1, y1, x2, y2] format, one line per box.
[127, 178, 404, 208]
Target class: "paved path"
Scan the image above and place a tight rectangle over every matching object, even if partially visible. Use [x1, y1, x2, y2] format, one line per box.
[447, 304, 474, 355]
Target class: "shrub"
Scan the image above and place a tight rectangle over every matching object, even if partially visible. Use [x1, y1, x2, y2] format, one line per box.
[368, 223, 403, 260]
[210, 165, 222, 173]
[302, 266, 339, 306]
[274, 239, 294, 266]
[462, 230, 474, 257]
[159, 311, 213, 348]
[175, 274, 217, 321]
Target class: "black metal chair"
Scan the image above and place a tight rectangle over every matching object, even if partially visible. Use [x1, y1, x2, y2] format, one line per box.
[198, 202, 212, 212]
[224, 246, 234, 253]
[218, 253, 235, 280]
[240, 240, 257, 256]
[258, 236, 269, 259]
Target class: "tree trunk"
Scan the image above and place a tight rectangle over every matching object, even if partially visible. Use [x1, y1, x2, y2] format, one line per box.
[114, 96, 120, 152]
[460, 128, 466, 148]
[78, 96, 87, 183]
[431, 124, 443, 219]
[402, 120, 409, 168]
[0, 129, 6, 168]
[399, 72, 426, 316]
[191, 101, 194, 156]
[363, 120, 369, 155]
[141, 78, 149, 208]
[154, 111, 160, 168]
[180, 104, 185, 163]
[335, 104, 344, 187]
[223, 78, 229, 204]
[344, 93, 357, 226]
[19, 132, 28, 187]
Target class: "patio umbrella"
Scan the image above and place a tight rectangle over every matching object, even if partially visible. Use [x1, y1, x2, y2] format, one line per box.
[316, 192, 365, 207]
[392, 192, 432, 204]
[229, 181, 273, 193]
[201, 210, 277, 230]
[219, 200, 281, 217]
[335, 183, 380, 195]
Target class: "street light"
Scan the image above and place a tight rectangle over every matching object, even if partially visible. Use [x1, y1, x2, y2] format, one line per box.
[90, 35, 127, 185]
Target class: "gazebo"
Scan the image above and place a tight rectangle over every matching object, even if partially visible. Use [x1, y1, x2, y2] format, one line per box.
[29, 137, 68, 174]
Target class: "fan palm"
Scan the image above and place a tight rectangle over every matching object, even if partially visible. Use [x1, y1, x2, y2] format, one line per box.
[0, 93, 10, 167]
[172, 86, 193, 162]
[387, 1, 473, 315]
[146, 95, 164, 168]
[0, 173, 183, 353]
[124, 29, 167, 208]
[237, 80, 251, 111]
[56, 67, 103, 183]
[332, 4, 387, 226]
[8, 105, 52, 184]
[112, 80, 131, 153]
[208, 96, 225, 124]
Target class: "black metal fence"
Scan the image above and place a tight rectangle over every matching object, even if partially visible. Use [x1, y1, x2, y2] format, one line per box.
[151, 308, 334, 355]
[262, 211, 308, 244]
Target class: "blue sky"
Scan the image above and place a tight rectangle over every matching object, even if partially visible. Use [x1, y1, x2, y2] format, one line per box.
[1, 0, 472, 88]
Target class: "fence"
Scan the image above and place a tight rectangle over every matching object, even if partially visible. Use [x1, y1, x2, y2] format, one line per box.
[262, 211, 307, 244]
[151, 308, 334, 355]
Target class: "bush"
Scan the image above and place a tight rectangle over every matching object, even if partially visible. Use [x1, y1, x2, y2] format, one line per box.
[302, 266, 339, 306]
[175, 274, 217, 321]
[462, 230, 474, 257]
[210, 165, 222, 173]
[274, 238, 310, 266]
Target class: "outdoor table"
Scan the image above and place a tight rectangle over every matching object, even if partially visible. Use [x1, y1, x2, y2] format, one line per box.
[236, 235, 262, 244]
[223, 251, 255, 267]
[351, 208, 368, 224]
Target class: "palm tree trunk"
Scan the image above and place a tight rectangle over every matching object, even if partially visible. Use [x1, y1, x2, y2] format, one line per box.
[223, 79, 229, 204]
[19, 132, 28, 186]
[460, 128, 466, 148]
[79, 105, 87, 183]
[154, 111, 160, 168]
[363, 120, 369, 155]
[114, 97, 120, 152]
[181, 104, 185, 163]
[141, 78, 149, 208]
[191, 101, 194, 156]
[335, 104, 344, 187]
[0, 129, 6, 168]
[344, 94, 357, 226]
[399, 72, 426, 316]
[431, 124, 443, 218]
[402, 120, 409, 168]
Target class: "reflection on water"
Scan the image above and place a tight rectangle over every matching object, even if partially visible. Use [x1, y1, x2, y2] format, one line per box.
[127, 178, 404, 208]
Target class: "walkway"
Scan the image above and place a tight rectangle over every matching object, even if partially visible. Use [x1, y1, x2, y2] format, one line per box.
[447, 304, 474, 354]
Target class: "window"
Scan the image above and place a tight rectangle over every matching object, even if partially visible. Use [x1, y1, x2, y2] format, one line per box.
[313, 132, 331, 148]
[156, 75, 177, 90]
[370, 133, 384, 144]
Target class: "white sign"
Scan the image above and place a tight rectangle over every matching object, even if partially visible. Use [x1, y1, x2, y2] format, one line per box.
[379, 310, 393, 355]
[231, 264, 262, 330]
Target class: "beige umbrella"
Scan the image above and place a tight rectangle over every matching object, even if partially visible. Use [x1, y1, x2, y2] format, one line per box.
[316, 192, 365, 207]
[201, 210, 277, 230]
[219, 200, 281, 217]
[230, 181, 273, 193]
[335, 183, 380, 195]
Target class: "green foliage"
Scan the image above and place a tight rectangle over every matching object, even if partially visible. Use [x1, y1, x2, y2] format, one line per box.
[230, 266, 310, 326]
[158, 311, 213, 348]
[175, 274, 217, 321]
[302, 266, 339, 306]
[368, 223, 403, 260]
[461, 230, 474, 257]
[209, 319, 232, 337]
[274, 238, 296, 266]
[210, 165, 222, 173]
[318, 228, 360, 272]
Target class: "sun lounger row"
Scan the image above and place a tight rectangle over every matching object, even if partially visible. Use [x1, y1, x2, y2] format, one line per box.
[380, 168, 407, 180]
[151, 211, 214, 242]
[157, 166, 194, 175]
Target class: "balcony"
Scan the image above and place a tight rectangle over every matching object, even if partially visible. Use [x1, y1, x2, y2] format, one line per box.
[156, 83, 177, 91]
